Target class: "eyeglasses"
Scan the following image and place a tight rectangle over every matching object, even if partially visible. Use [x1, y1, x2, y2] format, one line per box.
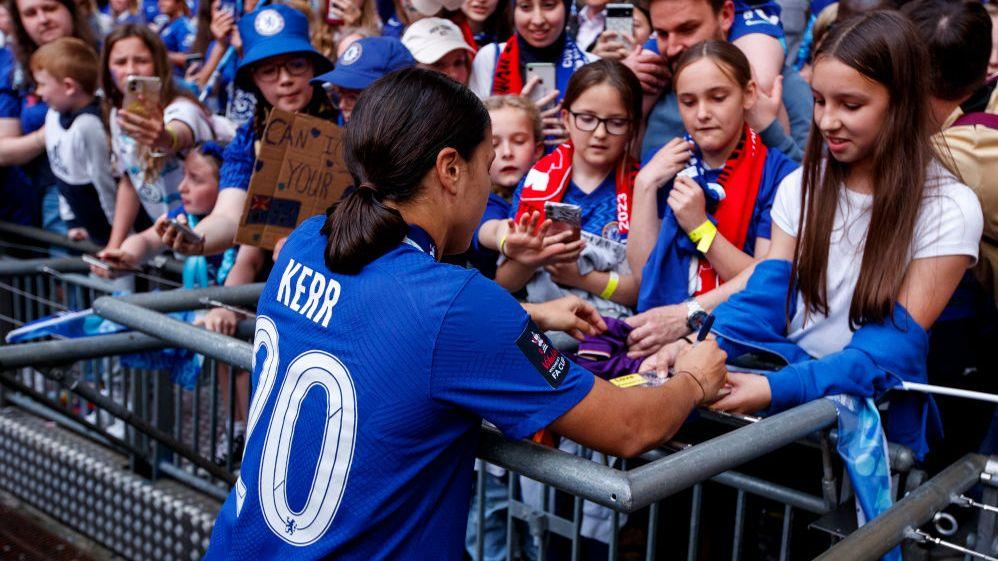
[567, 110, 632, 136]
[252, 56, 312, 83]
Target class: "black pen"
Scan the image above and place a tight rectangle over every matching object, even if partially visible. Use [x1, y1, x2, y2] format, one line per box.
[696, 313, 715, 344]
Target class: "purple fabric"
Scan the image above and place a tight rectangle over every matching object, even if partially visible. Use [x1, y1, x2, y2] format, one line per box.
[570, 317, 644, 379]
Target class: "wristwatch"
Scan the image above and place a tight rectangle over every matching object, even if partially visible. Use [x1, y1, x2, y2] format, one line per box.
[685, 299, 707, 332]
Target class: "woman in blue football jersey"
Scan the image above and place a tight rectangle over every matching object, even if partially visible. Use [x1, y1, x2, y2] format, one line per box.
[202, 68, 728, 561]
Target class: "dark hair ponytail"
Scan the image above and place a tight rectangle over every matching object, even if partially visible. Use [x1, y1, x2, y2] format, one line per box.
[321, 68, 490, 274]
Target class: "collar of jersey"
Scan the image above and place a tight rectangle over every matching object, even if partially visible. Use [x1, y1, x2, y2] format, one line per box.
[402, 224, 437, 260]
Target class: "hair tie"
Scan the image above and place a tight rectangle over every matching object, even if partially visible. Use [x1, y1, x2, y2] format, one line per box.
[357, 182, 382, 200]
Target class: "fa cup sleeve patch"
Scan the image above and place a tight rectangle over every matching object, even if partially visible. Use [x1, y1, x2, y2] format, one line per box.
[516, 321, 569, 389]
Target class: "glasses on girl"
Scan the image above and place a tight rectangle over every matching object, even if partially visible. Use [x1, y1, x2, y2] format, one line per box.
[252, 56, 312, 83]
[567, 110, 631, 136]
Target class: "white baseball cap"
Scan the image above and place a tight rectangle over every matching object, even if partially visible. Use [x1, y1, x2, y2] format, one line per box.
[409, 0, 464, 16]
[401, 18, 475, 64]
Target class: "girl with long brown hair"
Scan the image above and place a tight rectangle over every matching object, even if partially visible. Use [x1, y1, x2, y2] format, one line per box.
[91, 24, 215, 260]
[641, 11, 982, 457]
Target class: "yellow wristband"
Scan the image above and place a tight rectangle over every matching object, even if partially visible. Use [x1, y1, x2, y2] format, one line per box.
[498, 233, 509, 257]
[688, 220, 718, 253]
[600, 271, 620, 300]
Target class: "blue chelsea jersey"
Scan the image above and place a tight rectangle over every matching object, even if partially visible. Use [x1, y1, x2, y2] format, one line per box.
[203, 216, 594, 561]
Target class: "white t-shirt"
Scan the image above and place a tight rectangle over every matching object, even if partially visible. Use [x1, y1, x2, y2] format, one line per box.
[44, 108, 116, 224]
[111, 97, 214, 220]
[468, 42, 599, 100]
[771, 164, 983, 358]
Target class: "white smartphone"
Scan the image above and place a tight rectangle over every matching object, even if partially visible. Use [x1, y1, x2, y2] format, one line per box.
[122, 76, 162, 118]
[170, 218, 204, 243]
[605, 3, 635, 49]
[82, 254, 112, 271]
[525, 62, 556, 104]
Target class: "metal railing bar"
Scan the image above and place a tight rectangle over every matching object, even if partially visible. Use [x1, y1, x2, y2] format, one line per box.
[0, 371, 148, 461]
[93, 298, 254, 370]
[0, 332, 171, 369]
[0, 256, 91, 276]
[22, 364, 236, 485]
[815, 453, 989, 561]
[106, 284, 264, 312]
[156, 461, 230, 501]
[626, 400, 838, 511]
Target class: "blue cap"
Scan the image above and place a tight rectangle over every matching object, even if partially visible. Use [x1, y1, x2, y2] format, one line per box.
[312, 37, 415, 91]
[236, 5, 333, 90]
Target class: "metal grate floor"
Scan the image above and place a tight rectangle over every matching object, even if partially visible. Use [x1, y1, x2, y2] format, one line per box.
[0, 493, 113, 561]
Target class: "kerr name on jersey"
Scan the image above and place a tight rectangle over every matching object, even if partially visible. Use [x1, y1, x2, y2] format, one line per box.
[275, 258, 341, 328]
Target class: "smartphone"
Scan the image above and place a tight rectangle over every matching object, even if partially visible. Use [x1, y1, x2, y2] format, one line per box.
[525, 62, 556, 104]
[218, 0, 237, 16]
[122, 76, 162, 119]
[170, 218, 205, 243]
[325, 0, 343, 24]
[544, 201, 582, 242]
[82, 254, 112, 271]
[184, 53, 204, 73]
[605, 3, 634, 49]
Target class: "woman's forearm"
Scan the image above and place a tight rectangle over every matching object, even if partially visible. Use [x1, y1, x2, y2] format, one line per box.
[495, 260, 536, 292]
[107, 178, 141, 249]
[703, 233, 756, 282]
[0, 129, 45, 166]
[626, 183, 662, 283]
[195, 43, 226, 88]
[121, 227, 164, 263]
[194, 189, 246, 254]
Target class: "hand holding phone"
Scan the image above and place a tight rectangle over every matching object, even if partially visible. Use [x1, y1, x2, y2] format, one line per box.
[122, 76, 162, 119]
[170, 217, 205, 244]
[544, 202, 582, 242]
[525, 62, 556, 104]
[604, 3, 635, 49]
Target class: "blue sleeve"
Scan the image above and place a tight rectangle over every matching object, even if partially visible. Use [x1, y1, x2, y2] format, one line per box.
[219, 122, 255, 191]
[0, 48, 21, 119]
[759, 120, 801, 163]
[508, 177, 526, 218]
[0, 90, 20, 119]
[764, 305, 928, 413]
[472, 193, 510, 251]
[728, 1, 785, 43]
[782, 70, 813, 159]
[430, 274, 595, 440]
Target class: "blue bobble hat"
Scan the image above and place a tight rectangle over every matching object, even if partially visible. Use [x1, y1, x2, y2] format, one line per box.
[312, 37, 416, 91]
[236, 4, 333, 90]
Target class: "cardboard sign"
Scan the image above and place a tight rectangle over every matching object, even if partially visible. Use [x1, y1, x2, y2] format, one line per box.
[236, 109, 351, 250]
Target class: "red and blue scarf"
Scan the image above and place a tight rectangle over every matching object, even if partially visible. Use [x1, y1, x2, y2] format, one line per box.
[637, 124, 768, 311]
[513, 142, 638, 238]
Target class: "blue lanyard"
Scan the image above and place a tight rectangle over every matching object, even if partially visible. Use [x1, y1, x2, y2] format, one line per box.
[402, 224, 437, 259]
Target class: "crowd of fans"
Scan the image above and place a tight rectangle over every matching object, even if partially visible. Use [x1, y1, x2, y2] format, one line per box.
[0, 0, 995, 555]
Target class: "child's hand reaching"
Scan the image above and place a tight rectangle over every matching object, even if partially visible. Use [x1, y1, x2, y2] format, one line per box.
[197, 307, 239, 337]
[92, 248, 139, 278]
[502, 211, 585, 269]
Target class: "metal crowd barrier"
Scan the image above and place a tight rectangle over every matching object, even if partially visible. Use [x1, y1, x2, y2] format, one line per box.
[1, 222, 996, 561]
[85, 285, 906, 561]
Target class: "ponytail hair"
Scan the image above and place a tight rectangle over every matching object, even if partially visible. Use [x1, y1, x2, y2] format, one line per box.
[321, 68, 490, 274]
